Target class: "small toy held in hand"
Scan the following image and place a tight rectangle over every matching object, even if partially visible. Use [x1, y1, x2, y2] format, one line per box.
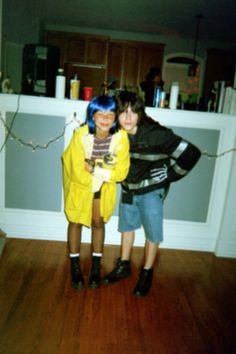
[103, 153, 117, 167]
[85, 158, 95, 173]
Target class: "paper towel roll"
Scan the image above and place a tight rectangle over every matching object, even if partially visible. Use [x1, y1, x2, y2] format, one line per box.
[55, 75, 65, 99]
[169, 82, 179, 109]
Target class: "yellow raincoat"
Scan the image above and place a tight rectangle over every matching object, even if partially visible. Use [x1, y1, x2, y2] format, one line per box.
[62, 124, 130, 227]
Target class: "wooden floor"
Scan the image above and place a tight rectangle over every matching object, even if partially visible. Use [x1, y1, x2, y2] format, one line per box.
[0, 239, 235, 354]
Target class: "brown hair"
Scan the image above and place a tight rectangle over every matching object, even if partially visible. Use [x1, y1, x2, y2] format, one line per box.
[116, 90, 147, 125]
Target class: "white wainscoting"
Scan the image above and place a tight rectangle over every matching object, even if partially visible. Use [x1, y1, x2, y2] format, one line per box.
[0, 94, 236, 257]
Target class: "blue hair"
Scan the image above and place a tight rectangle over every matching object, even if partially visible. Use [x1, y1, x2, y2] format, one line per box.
[86, 95, 118, 134]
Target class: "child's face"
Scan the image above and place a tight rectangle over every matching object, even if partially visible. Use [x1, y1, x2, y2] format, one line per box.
[93, 110, 115, 136]
[118, 106, 138, 135]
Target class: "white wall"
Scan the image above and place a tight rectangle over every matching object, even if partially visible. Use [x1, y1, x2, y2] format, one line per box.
[215, 132, 236, 257]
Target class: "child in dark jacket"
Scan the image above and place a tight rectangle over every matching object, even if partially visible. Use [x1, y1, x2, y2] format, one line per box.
[103, 90, 201, 297]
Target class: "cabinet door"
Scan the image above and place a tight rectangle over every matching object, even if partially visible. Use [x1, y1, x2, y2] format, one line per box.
[140, 43, 165, 81]
[107, 42, 124, 88]
[66, 64, 105, 98]
[107, 41, 164, 90]
[67, 35, 87, 63]
[123, 44, 141, 89]
[44, 31, 67, 68]
[87, 37, 108, 65]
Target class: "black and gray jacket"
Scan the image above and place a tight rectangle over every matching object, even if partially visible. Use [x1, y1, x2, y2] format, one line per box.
[121, 117, 201, 198]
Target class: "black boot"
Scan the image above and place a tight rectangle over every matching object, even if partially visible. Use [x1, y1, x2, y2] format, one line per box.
[133, 267, 153, 297]
[103, 258, 131, 284]
[70, 257, 85, 289]
[88, 256, 102, 288]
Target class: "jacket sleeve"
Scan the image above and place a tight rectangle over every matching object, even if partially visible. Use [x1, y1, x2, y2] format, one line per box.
[93, 130, 130, 183]
[162, 129, 202, 183]
[62, 129, 92, 193]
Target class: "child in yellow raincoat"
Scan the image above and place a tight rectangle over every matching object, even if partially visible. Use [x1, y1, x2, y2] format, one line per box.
[62, 95, 130, 289]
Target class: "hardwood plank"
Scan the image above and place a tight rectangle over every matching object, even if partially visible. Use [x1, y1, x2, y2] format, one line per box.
[0, 239, 235, 354]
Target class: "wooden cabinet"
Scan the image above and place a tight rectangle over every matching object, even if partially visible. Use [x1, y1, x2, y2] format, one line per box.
[65, 64, 106, 97]
[123, 43, 141, 88]
[67, 34, 108, 65]
[44, 31, 67, 68]
[107, 41, 124, 88]
[140, 43, 165, 81]
[45, 31, 108, 65]
[86, 37, 108, 65]
[45, 31, 108, 96]
[107, 40, 165, 90]
[44, 30, 165, 96]
[203, 48, 236, 96]
[67, 35, 86, 63]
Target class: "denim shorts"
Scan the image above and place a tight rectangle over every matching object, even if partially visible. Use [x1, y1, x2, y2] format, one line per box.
[118, 189, 164, 244]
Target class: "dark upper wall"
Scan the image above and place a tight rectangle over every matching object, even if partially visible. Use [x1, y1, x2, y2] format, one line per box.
[2, 0, 236, 93]
[2, 0, 236, 45]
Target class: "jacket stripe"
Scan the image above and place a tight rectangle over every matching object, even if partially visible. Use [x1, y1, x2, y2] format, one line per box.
[173, 164, 188, 175]
[171, 140, 188, 159]
[122, 177, 164, 190]
[130, 152, 168, 161]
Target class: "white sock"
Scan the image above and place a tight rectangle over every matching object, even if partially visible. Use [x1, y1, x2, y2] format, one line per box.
[69, 253, 80, 258]
[92, 252, 102, 257]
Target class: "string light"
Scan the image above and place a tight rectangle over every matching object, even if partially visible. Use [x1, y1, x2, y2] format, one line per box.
[201, 148, 236, 159]
[0, 94, 21, 153]
[0, 94, 81, 153]
[0, 115, 77, 151]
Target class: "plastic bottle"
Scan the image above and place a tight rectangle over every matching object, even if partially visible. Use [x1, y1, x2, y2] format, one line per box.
[55, 68, 66, 99]
[153, 86, 161, 107]
[169, 82, 179, 109]
[70, 74, 80, 100]
[159, 91, 166, 108]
